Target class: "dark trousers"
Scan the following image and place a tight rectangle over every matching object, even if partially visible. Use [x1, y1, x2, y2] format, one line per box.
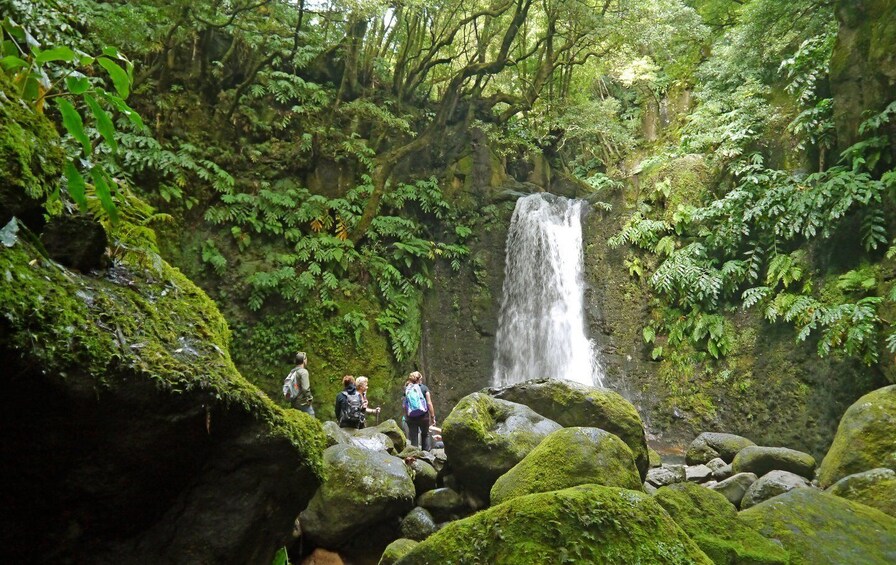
[406, 415, 431, 450]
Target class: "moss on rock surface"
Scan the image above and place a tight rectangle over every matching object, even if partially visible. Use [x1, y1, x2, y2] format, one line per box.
[653, 482, 789, 565]
[817, 385, 896, 488]
[396, 484, 712, 564]
[490, 427, 642, 505]
[489, 378, 649, 479]
[739, 488, 896, 564]
[827, 468, 896, 518]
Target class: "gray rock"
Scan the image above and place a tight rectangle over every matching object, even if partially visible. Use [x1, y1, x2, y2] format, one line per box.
[647, 464, 686, 487]
[366, 418, 408, 452]
[323, 420, 352, 447]
[417, 487, 469, 522]
[741, 470, 811, 509]
[686, 432, 755, 464]
[350, 430, 393, 452]
[709, 472, 758, 507]
[828, 468, 896, 518]
[686, 464, 713, 483]
[408, 458, 438, 496]
[300, 444, 415, 548]
[400, 507, 438, 541]
[732, 446, 816, 479]
[705, 458, 733, 480]
[442, 392, 561, 502]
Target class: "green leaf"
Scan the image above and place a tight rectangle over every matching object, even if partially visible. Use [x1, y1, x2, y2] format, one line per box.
[97, 56, 129, 99]
[64, 161, 88, 211]
[90, 167, 119, 223]
[84, 94, 117, 153]
[65, 75, 90, 95]
[99, 90, 143, 129]
[0, 55, 27, 70]
[271, 547, 288, 565]
[21, 75, 39, 101]
[55, 98, 91, 155]
[642, 326, 656, 344]
[35, 46, 75, 64]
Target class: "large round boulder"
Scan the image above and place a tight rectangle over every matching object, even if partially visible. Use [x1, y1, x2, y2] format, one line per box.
[488, 378, 649, 478]
[709, 473, 758, 508]
[817, 385, 896, 488]
[827, 468, 896, 518]
[490, 427, 641, 505]
[442, 392, 561, 503]
[740, 470, 812, 510]
[739, 488, 896, 564]
[396, 485, 712, 564]
[731, 446, 816, 480]
[300, 444, 415, 548]
[686, 432, 756, 465]
[653, 482, 788, 565]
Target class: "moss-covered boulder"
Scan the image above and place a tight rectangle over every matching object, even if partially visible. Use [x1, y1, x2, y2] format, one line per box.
[490, 427, 642, 505]
[817, 385, 896, 488]
[731, 446, 816, 479]
[379, 538, 418, 565]
[396, 485, 712, 564]
[442, 392, 561, 502]
[654, 482, 789, 564]
[489, 378, 649, 478]
[400, 507, 438, 541]
[687, 432, 756, 465]
[300, 444, 415, 549]
[0, 233, 326, 563]
[740, 488, 896, 564]
[828, 468, 896, 518]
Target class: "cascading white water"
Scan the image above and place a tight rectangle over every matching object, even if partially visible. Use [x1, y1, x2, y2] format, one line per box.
[491, 193, 603, 388]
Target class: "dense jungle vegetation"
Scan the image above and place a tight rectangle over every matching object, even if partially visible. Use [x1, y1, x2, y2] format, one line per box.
[2, 0, 894, 413]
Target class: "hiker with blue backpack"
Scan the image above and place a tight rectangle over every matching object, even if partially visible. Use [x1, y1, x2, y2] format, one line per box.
[282, 352, 314, 415]
[403, 371, 436, 450]
[335, 375, 366, 429]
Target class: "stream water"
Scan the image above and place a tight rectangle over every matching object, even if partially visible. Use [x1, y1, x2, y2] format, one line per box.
[491, 192, 603, 388]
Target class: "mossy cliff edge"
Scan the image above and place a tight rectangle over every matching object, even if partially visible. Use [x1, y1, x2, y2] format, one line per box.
[0, 76, 325, 562]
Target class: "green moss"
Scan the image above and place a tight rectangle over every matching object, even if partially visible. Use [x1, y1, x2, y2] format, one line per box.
[490, 427, 642, 505]
[397, 485, 712, 564]
[740, 488, 896, 564]
[0, 236, 326, 477]
[0, 75, 65, 210]
[380, 538, 419, 565]
[828, 468, 896, 518]
[654, 483, 789, 564]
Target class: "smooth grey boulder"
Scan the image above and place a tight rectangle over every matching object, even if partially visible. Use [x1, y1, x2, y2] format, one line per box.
[686, 432, 756, 465]
[488, 378, 649, 479]
[731, 446, 816, 479]
[417, 488, 469, 522]
[686, 464, 713, 483]
[490, 427, 642, 505]
[350, 430, 393, 453]
[647, 464, 687, 488]
[323, 420, 352, 446]
[408, 458, 438, 496]
[400, 507, 438, 541]
[366, 418, 408, 452]
[709, 472, 758, 508]
[828, 468, 896, 518]
[300, 444, 415, 548]
[706, 458, 733, 480]
[740, 470, 811, 510]
[442, 392, 561, 502]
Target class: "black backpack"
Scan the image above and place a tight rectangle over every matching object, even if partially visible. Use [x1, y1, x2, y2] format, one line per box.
[339, 390, 366, 428]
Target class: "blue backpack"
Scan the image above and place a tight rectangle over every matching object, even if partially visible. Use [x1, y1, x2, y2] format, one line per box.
[405, 383, 428, 418]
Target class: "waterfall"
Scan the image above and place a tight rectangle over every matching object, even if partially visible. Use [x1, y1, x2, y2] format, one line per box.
[491, 193, 603, 388]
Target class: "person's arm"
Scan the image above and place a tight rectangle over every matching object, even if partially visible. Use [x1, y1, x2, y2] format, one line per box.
[335, 393, 343, 420]
[300, 368, 313, 404]
[426, 391, 435, 425]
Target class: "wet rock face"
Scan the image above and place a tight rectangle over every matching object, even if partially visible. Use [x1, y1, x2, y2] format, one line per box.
[0, 359, 319, 565]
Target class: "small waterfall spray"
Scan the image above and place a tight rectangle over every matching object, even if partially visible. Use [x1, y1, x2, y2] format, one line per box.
[491, 193, 603, 388]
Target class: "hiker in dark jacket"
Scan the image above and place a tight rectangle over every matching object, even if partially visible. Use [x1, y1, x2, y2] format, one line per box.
[335, 375, 365, 429]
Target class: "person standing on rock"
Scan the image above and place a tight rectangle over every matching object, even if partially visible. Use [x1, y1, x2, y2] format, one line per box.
[335, 375, 366, 429]
[403, 371, 435, 450]
[283, 351, 314, 416]
[355, 376, 381, 428]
